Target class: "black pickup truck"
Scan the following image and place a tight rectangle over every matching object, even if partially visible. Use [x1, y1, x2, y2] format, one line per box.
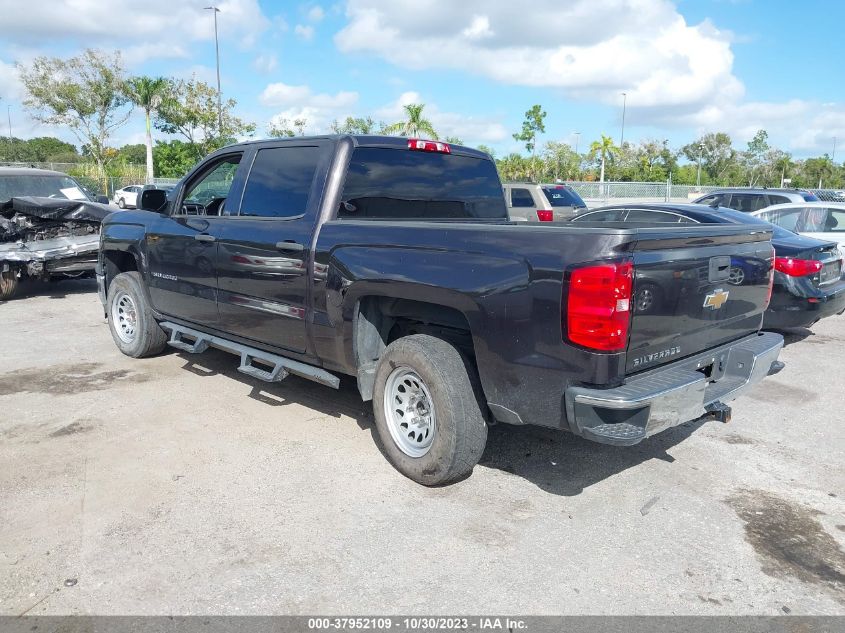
[97, 135, 784, 485]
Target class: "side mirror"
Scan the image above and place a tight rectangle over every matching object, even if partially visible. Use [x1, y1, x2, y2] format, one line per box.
[95, 195, 110, 204]
[139, 189, 168, 212]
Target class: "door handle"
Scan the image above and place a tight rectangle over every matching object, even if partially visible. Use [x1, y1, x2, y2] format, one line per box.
[276, 241, 304, 252]
[194, 234, 216, 242]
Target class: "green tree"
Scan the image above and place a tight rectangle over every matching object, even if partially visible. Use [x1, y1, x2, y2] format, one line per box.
[383, 103, 438, 139]
[268, 118, 306, 137]
[742, 129, 770, 186]
[330, 116, 379, 134]
[156, 76, 256, 160]
[17, 49, 131, 191]
[496, 153, 530, 182]
[541, 141, 578, 181]
[152, 140, 201, 178]
[125, 76, 168, 183]
[513, 105, 547, 180]
[682, 132, 738, 185]
[444, 136, 463, 145]
[116, 143, 146, 165]
[477, 144, 495, 159]
[589, 134, 618, 185]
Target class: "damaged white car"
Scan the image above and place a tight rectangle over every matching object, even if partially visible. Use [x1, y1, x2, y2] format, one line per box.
[0, 168, 112, 300]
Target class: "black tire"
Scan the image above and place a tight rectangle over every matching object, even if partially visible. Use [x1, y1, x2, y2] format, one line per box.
[106, 271, 167, 358]
[372, 334, 487, 485]
[0, 270, 18, 301]
[117, 197, 126, 209]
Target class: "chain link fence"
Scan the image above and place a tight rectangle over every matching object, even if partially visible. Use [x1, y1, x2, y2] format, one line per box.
[0, 161, 180, 199]
[561, 182, 845, 206]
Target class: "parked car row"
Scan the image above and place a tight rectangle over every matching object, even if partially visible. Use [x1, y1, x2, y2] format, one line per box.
[569, 203, 845, 329]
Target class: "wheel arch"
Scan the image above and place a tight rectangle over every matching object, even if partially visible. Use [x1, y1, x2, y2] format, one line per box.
[353, 294, 479, 402]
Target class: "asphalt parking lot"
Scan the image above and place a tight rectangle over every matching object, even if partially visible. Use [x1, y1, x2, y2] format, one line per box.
[1, 278, 843, 616]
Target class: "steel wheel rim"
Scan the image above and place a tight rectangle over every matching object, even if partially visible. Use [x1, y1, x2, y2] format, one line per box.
[728, 266, 745, 285]
[383, 366, 437, 457]
[112, 291, 138, 343]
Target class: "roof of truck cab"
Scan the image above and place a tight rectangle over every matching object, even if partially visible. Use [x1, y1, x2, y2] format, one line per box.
[0, 167, 69, 177]
[209, 135, 490, 159]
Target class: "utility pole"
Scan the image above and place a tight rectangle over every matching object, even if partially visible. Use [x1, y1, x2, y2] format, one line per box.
[696, 143, 704, 188]
[205, 6, 223, 134]
[7, 105, 12, 162]
[573, 131, 580, 180]
[619, 92, 627, 148]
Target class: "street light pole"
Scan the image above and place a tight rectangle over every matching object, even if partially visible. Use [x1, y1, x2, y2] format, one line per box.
[573, 131, 581, 180]
[619, 92, 627, 148]
[205, 6, 223, 134]
[7, 105, 12, 162]
[696, 143, 704, 188]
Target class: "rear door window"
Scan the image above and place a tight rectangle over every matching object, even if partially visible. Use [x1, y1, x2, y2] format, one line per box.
[801, 206, 829, 232]
[758, 208, 803, 232]
[767, 194, 791, 205]
[696, 194, 721, 206]
[510, 188, 535, 208]
[339, 147, 507, 220]
[239, 146, 322, 218]
[729, 193, 768, 212]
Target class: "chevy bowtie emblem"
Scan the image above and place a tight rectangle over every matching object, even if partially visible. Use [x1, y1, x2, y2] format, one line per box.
[704, 288, 730, 310]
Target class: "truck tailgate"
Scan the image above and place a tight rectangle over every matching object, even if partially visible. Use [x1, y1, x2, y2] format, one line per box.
[627, 226, 773, 374]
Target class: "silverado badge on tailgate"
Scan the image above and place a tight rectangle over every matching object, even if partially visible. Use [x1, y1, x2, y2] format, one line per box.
[703, 288, 729, 310]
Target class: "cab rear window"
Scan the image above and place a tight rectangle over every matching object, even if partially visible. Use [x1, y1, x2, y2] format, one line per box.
[339, 147, 507, 220]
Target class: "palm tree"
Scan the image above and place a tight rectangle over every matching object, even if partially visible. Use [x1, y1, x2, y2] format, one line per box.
[589, 134, 618, 188]
[383, 103, 438, 139]
[125, 76, 169, 183]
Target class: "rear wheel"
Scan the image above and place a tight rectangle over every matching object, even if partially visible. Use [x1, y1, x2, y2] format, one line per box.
[372, 334, 487, 485]
[106, 271, 167, 357]
[0, 270, 18, 301]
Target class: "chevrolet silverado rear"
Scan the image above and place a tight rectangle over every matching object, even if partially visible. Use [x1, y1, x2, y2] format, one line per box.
[98, 135, 783, 485]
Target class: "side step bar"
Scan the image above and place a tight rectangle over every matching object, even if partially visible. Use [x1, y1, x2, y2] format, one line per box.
[160, 321, 340, 389]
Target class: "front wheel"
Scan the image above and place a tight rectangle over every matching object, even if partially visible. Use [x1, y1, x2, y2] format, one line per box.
[372, 334, 487, 485]
[117, 197, 126, 209]
[106, 271, 167, 357]
[0, 270, 19, 301]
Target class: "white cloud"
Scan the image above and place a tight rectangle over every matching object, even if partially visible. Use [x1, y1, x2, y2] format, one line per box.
[307, 5, 325, 22]
[260, 82, 358, 109]
[0, 0, 270, 51]
[0, 59, 23, 101]
[122, 43, 190, 66]
[376, 92, 508, 144]
[252, 54, 278, 74]
[294, 24, 315, 40]
[336, 1, 742, 111]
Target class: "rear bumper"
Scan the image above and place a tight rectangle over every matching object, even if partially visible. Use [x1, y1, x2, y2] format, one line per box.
[564, 331, 783, 446]
[764, 280, 845, 329]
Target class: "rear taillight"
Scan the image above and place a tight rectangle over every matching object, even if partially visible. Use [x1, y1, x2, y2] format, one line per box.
[407, 138, 451, 154]
[774, 257, 822, 277]
[765, 266, 774, 308]
[537, 209, 553, 222]
[564, 261, 633, 352]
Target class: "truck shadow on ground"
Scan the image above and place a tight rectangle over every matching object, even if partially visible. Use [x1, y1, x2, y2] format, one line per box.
[174, 346, 706, 497]
[1, 277, 98, 302]
[774, 327, 815, 347]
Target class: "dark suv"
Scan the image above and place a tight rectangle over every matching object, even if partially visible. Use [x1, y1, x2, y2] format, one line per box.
[694, 188, 819, 213]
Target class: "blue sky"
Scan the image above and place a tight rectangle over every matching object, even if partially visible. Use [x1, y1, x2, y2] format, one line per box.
[0, 0, 843, 159]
